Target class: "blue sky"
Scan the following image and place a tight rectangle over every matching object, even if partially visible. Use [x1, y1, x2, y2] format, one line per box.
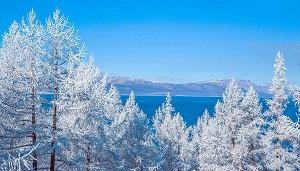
[1, 0, 300, 84]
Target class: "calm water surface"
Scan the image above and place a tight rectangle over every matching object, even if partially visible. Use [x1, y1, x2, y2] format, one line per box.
[120, 96, 299, 127]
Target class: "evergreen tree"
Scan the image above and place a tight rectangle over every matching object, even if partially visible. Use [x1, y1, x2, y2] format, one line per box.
[198, 79, 244, 170]
[264, 51, 300, 170]
[44, 9, 86, 171]
[153, 93, 190, 171]
[1, 8, 300, 171]
[289, 85, 300, 165]
[55, 56, 106, 170]
[236, 86, 264, 170]
[220, 79, 244, 170]
[0, 10, 44, 170]
[112, 91, 157, 170]
[191, 109, 210, 170]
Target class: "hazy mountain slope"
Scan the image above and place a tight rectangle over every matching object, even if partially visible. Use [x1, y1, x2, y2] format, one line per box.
[107, 77, 272, 97]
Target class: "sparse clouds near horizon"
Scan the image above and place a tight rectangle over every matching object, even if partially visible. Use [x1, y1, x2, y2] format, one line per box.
[0, 0, 299, 84]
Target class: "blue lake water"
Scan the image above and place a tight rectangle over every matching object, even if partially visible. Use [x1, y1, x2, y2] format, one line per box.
[120, 96, 299, 127]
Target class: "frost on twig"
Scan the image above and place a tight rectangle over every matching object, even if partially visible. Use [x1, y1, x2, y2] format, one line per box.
[290, 85, 300, 125]
[0, 144, 39, 171]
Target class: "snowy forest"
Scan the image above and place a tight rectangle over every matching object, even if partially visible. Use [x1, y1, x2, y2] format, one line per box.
[0, 9, 300, 171]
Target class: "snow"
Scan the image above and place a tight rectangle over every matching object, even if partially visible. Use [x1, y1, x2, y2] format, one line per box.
[0, 8, 299, 171]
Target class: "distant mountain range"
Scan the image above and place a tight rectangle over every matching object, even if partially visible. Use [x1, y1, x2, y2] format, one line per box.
[107, 77, 273, 97]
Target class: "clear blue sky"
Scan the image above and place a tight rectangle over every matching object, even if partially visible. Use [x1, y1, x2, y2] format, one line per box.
[1, 0, 300, 84]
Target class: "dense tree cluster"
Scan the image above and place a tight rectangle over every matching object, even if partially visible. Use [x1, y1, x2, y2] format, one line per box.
[0, 10, 299, 171]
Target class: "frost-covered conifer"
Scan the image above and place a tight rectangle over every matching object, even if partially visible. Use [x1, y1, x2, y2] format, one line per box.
[264, 51, 300, 170]
[220, 79, 244, 170]
[236, 86, 264, 170]
[110, 91, 157, 170]
[153, 93, 190, 171]
[198, 79, 244, 170]
[0, 10, 44, 170]
[54, 56, 105, 170]
[44, 9, 86, 171]
[289, 85, 300, 164]
[190, 109, 210, 170]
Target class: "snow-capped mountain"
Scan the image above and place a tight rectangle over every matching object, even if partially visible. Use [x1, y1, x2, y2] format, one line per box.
[107, 77, 273, 97]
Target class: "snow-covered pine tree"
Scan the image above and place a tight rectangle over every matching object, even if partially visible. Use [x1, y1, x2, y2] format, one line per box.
[44, 9, 86, 171]
[191, 109, 210, 170]
[100, 84, 125, 170]
[290, 85, 300, 124]
[59, 69, 118, 171]
[173, 113, 192, 171]
[54, 56, 105, 170]
[289, 85, 300, 164]
[153, 93, 190, 171]
[198, 79, 244, 170]
[0, 10, 44, 170]
[153, 93, 175, 170]
[207, 81, 264, 170]
[219, 79, 244, 170]
[197, 114, 223, 170]
[20, 11, 46, 170]
[236, 86, 264, 170]
[263, 51, 300, 170]
[110, 91, 157, 170]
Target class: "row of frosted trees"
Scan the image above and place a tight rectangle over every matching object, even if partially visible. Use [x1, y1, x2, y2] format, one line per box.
[0, 10, 299, 171]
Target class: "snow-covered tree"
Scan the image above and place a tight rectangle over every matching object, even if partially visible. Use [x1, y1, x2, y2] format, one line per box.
[153, 93, 191, 171]
[43, 9, 86, 171]
[199, 115, 228, 170]
[20, 11, 46, 170]
[109, 91, 157, 170]
[290, 85, 300, 124]
[199, 80, 265, 170]
[196, 79, 244, 170]
[219, 79, 244, 170]
[289, 85, 300, 165]
[96, 83, 125, 170]
[0, 10, 44, 170]
[264, 51, 300, 170]
[53, 56, 103, 170]
[191, 109, 210, 170]
[235, 86, 264, 170]
[2, 7, 300, 171]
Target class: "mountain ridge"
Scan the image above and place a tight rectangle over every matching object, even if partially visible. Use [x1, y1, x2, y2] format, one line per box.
[107, 76, 273, 98]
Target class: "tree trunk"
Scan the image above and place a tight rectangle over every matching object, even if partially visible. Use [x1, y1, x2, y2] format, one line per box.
[50, 91, 57, 171]
[168, 142, 171, 170]
[275, 137, 279, 171]
[231, 130, 235, 169]
[250, 143, 255, 165]
[87, 142, 91, 171]
[177, 140, 180, 171]
[31, 86, 37, 170]
[50, 53, 58, 171]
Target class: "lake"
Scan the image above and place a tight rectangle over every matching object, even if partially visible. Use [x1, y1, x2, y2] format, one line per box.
[120, 95, 299, 127]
